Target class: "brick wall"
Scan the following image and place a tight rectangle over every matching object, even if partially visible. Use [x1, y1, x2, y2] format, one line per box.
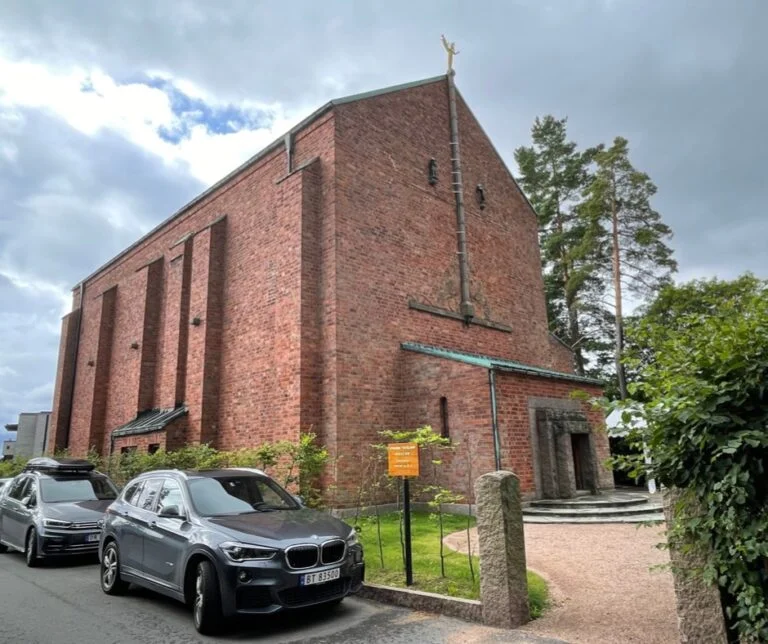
[400, 351, 610, 503]
[53, 111, 336, 457]
[48, 309, 80, 452]
[137, 258, 164, 412]
[50, 76, 603, 507]
[331, 78, 585, 500]
[493, 374, 612, 494]
[112, 432, 166, 455]
[401, 351, 496, 503]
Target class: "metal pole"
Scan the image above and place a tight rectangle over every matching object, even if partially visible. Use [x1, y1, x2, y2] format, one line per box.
[403, 477, 413, 586]
[489, 369, 502, 470]
[446, 71, 474, 321]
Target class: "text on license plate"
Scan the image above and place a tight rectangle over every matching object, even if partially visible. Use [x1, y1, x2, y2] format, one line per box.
[301, 567, 340, 586]
[86, 533, 100, 543]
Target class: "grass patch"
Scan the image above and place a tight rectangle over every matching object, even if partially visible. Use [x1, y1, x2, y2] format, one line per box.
[356, 511, 549, 618]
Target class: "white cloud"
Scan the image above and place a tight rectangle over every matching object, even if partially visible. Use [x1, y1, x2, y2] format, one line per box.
[0, 267, 70, 316]
[0, 53, 311, 185]
[0, 366, 17, 378]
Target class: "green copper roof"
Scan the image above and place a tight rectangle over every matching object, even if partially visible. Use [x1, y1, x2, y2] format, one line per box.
[401, 342, 603, 386]
[111, 406, 188, 439]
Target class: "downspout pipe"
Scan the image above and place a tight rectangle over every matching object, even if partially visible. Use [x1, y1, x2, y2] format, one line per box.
[41, 413, 50, 457]
[284, 132, 294, 173]
[64, 282, 85, 450]
[446, 71, 474, 322]
[488, 368, 502, 470]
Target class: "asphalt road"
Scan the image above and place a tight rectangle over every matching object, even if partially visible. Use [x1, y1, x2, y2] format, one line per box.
[0, 551, 565, 644]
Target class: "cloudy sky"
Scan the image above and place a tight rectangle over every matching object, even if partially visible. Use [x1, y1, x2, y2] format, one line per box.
[0, 0, 765, 430]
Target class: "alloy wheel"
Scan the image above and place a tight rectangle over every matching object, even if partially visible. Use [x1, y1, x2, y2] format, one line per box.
[194, 567, 204, 627]
[25, 529, 38, 567]
[102, 547, 117, 590]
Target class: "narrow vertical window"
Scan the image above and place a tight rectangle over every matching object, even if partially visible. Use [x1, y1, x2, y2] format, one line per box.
[440, 396, 449, 439]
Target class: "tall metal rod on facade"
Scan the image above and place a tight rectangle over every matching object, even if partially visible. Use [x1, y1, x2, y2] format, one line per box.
[442, 35, 474, 322]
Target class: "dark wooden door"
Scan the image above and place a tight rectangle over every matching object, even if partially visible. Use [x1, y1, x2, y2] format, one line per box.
[571, 434, 587, 490]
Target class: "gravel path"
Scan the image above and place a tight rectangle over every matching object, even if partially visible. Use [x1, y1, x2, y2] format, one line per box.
[444, 523, 679, 644]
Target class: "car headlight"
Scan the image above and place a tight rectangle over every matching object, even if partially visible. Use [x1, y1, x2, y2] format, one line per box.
[44, 518, 73, 529]
[220, 541, 277, 562]
[346, 529, 359, 547]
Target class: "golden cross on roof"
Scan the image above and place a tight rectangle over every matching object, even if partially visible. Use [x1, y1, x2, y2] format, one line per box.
[441, 35, 459, 73]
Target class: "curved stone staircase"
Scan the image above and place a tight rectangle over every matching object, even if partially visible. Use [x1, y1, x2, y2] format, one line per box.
[522, 489, 664, 524]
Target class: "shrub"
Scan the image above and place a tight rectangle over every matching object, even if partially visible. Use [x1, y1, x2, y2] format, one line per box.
[4, 435, 329, 508]
[608, 277, 768, 641]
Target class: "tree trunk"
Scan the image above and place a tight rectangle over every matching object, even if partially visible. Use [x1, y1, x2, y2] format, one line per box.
[555, 200, 585, 375]
[611, 190, 628, 400]
[568, 305, 585, 375]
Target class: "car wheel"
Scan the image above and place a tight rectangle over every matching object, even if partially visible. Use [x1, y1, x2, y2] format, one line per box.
[193, 560, 223, 635]
[25, 528, 39, 567]
[101, 542, 129, 595]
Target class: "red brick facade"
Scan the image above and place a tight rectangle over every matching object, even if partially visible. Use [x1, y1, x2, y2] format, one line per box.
[49, 76, 611, 505]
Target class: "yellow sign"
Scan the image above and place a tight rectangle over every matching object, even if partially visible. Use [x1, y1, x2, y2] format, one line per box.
[387, 443, 420, 478]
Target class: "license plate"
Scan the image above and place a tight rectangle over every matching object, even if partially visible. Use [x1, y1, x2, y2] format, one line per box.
[86, 533, 100, 543]
[301, 567, 340, 586]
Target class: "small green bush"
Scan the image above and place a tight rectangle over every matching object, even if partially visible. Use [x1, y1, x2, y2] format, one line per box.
[3, 434, 329, 508]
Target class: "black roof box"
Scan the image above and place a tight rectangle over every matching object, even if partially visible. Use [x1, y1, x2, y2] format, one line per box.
[23, 457, 96, 474]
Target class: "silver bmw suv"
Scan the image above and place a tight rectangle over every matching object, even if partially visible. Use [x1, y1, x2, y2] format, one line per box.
[98, 467, 364, 634]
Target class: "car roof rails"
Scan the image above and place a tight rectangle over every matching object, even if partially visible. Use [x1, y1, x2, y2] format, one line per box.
[23, 457, 96, 474]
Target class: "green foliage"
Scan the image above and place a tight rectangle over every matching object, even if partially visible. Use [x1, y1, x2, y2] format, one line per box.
[514, 115, 602, 375]
[358, 511, 549, 617]
[3, 435, 329, 509]
[0, 458, 29, 478]
[604, 276, 768, 641]
[581, 136, 677, 300]
[579, 136, 677, 398]
[376, 426, 459, 577]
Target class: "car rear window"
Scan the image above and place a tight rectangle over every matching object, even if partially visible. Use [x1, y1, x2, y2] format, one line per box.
[40, 476, 118, 503]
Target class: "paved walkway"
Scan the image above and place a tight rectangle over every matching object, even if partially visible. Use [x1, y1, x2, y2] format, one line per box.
[445, 523, 679, 644]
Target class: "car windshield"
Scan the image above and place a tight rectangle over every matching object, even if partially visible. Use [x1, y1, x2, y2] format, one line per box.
[187, 475, 298, 517]
[40, 476, 118, 503]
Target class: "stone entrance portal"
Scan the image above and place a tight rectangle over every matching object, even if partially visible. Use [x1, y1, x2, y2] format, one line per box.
[534, 408, 599, 499]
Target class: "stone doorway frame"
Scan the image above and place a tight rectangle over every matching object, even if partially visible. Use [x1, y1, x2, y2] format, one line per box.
[528, 398, 600, 499]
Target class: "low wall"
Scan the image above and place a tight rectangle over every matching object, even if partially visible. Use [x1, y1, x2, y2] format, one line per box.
[356, 582, 483, 623]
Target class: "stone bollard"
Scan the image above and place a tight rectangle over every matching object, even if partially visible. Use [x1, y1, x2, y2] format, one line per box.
[475, 470, 530, 628]
[663, 489, 728, 643]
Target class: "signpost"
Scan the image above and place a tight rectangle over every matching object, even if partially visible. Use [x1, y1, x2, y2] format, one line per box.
[387, 442, 419, 586]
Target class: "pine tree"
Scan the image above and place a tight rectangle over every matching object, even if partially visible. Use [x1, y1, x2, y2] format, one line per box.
[514, 116, 600, 374]
[581, 137, 677, 399]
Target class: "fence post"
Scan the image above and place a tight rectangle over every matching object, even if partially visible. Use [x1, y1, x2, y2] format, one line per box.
[475, 470, 529, 628]
[663, 488, 729, 643]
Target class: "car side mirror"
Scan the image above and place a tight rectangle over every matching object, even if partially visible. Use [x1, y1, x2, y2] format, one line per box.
[158, 505, 184, 519]
[21, 496, 35, 508]
[292, 494, 305, 506]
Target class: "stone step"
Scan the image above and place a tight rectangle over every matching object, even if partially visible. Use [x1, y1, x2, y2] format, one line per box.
[523, 504, 662, 518]
[523, 512, 664, 524]
[523, 511, 664, 525]
[529, 497, 650, 509]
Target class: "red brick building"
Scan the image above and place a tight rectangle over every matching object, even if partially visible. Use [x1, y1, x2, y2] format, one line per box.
[49, 75, 613, 504]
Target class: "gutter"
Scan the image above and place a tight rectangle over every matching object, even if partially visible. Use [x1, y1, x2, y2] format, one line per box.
[488, 368, 502, 470]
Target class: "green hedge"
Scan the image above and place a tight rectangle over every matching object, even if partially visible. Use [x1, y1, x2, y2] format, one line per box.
[0, 434, 328, 508]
